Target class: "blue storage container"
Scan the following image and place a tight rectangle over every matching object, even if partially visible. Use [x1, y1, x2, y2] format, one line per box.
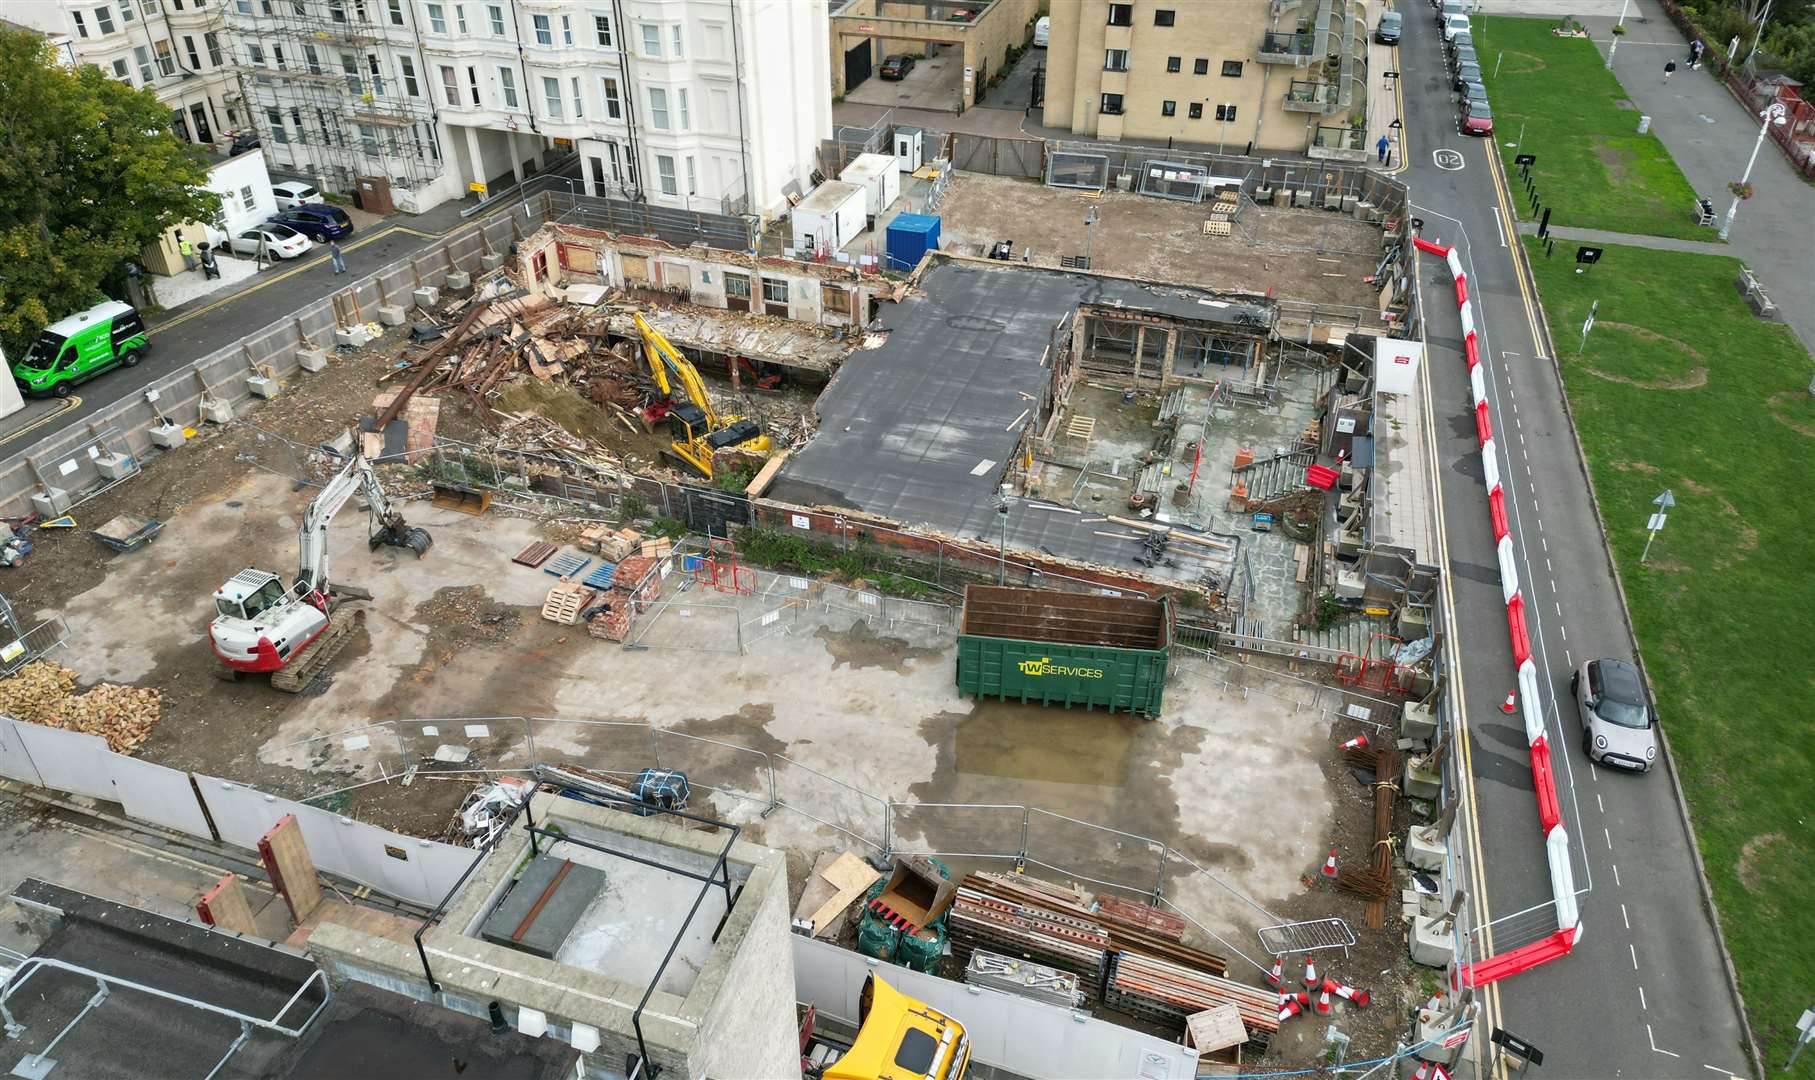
[885, 213, 941, 272]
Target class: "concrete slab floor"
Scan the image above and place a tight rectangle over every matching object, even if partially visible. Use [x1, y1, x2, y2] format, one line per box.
[843, 47, 964, 113]
[936, 172, 1387, 310]
[22, 467, 1341, 944]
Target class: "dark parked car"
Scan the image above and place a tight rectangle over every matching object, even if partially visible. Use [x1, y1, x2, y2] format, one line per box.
[1454, 61, 1482, 91]
[229, 130, 261, 155]
[879, 54, 915, 80]
[1450, 44, 1478, 74]
[1375, 11, 1402, 43]
[270, 203, 354, 241]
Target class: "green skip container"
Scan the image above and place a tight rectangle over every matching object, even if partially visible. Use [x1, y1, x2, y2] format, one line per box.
[955, 585, 1173, 717]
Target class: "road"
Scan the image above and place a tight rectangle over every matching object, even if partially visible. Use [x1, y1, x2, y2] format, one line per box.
[1392, 8, 1754, 1077]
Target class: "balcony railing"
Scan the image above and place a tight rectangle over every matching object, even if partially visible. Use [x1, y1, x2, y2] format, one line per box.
[1307, 124, 1369, 162]
[1258, 31, 1314, 63]
[1284, 80, 1339, 113]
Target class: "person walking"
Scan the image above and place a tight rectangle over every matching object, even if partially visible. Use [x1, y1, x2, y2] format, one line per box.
[1376, 133, 1390, 165]
[1688, 40, 1703, 68]
[328, 239, 346, 275]
[1664, 59, 1677, 83]
[178, 236, 196, 272]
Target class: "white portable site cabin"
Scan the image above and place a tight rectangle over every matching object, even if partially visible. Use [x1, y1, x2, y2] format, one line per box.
[790, 181, 867, 258]
[839, 153, 901, 222]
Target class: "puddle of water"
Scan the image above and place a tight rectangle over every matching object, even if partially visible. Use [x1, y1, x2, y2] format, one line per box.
[815, 622, 942, 673]
[952, 702, 1140, 787]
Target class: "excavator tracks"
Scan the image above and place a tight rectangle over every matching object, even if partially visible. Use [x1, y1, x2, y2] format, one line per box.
[269, 613, 359, 693]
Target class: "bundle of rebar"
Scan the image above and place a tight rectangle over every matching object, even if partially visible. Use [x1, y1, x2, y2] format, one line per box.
[1342, 742, 1402, 928]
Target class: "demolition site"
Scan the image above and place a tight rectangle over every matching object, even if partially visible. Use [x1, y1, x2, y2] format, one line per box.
[0, 162, 1485, 1080]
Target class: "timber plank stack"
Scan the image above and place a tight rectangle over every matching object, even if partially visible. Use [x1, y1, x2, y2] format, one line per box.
[1105, 952, 1277, 1051]
[945, 871, 1232, 1011]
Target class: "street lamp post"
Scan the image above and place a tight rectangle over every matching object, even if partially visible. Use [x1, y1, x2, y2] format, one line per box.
[1084, 206, 1098, 269]
[1718, 102, 1787, 240]
[1605, 0, 1632, 69]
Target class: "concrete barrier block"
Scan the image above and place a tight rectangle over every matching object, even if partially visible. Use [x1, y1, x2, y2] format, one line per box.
[31, 488, 71, 517]
[94, 454, 134, 481]
[1400, 700, 1438, 743]
[149, 422, 188, 449]
[200, 398, 233, 424]
[1403, 754, 1441, 801]
[248, 375, 280, 399]
[1406, 825, 1447, 871]
[297, 347, 329, 372]
[334, 325, 372, 349]
[1409, 915, 1456, 968]
[377, 304, 407, 326]
[444, 270, 472, 293]
[412, 286, 440, 309]
[481, 253, 505, 271]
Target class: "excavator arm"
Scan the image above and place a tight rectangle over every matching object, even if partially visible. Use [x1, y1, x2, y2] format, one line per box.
[633, 311, 720, 429]
[294, 452, 430, 597]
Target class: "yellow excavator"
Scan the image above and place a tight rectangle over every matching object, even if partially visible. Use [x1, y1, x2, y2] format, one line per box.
[631, 311, 771, 480]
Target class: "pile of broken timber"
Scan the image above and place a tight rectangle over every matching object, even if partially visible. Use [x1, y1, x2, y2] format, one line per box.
[1340, 742, 1402, 928]
[945, 871, 1227, 1011]
[1105, 952, 1278, 1049]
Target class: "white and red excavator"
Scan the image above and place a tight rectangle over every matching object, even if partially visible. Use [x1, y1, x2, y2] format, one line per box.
[207, 451, 430, 692]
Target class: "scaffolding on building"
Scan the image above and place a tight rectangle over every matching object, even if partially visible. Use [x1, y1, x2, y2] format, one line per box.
[223, 0, 443, 200]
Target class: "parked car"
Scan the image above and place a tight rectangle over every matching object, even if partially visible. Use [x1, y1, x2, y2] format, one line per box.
[1448, 29, 1474, 58]
[228, 222, 312, 259]
[1375, 10, 1402, 43]
[1571, 659, 1657, 772]
[10, 301, 149, 398]
[1451, 44, 1478, 74]
[271, 180, 325, 211]
[1454, 60, 1482, 90]
[1460, 97, 1494, 136]
[1033, 15, 1049, 47]
[879, 54, 915, 80]
[270, 204, 353, 241]
[1464, 82, 1490, 113]
[1439, 0, 1465, 24]
[228, 130, 261, 156]
[1443, 13, 1471, 40]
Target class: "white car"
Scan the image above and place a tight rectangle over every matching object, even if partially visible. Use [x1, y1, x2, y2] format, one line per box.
[1443, 12, 1471, 39]
[271, 180, 324, 211]
[229, 223, 312, 259]
[1033, 15, 1049, 47]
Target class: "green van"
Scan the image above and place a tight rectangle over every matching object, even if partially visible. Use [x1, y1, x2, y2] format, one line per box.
[12, 301, 150, 398]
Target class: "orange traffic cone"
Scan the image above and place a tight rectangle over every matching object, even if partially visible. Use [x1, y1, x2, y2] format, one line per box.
[1303, 954, 1319, 989]
[1266, 956, 1284, 989]
[1277, 992, 1302, 1023]
[1314, 983, 1332, 1015]
[1321, 849, 1339, 879]
[1410, 1064, 1431, 1080]
[1328, 977, 1371, 1008]
[1501, 690, 1517, 714]
[1340, 734, 1369, 751]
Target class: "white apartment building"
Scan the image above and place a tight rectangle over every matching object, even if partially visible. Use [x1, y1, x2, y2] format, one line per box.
[221, 0, 830, 218]
[12, 0, 244, 148]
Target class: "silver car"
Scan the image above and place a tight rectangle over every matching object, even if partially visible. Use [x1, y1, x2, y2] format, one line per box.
[1571, 658, 1657, 772]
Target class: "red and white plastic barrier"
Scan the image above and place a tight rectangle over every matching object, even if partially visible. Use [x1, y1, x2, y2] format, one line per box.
[1412, 235, 1582, 986]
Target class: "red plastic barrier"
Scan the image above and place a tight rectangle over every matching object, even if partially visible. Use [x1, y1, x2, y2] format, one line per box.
[1455, 277, 1469, 306]
[1461, 929, 1577, 988]
[1413, 237, 1452, 256]
[1474, 401, 1492, 447]
[1506, 595, 1531, 666]
[1463, 331, 1480, 369]
[1530, 737, 1561, 834]
[1488, 486, 1509, 541]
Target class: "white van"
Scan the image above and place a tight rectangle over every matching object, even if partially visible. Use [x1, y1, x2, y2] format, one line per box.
[1034, 16, 1050, 47]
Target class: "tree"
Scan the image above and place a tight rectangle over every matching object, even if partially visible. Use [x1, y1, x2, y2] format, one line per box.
[0, 28, 219, 355]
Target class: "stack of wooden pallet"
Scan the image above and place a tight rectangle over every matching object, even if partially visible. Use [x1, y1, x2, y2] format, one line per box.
[1104, 952, 1278, 1049]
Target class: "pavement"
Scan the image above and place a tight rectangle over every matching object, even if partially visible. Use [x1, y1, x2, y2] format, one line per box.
[1574, 0, 1815, 354]
[0, 158, 580, 461]
[1513, 219, 1733, 253]
[1391, 7, 1755, 1078]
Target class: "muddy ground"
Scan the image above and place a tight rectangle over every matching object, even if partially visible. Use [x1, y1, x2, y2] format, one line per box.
[937, 172, 1389, 310]
[4, 321, 1423, 1066]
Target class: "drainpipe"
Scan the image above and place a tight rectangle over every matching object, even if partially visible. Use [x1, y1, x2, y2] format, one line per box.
[506, 0, 542, 143]
[728, 0, 754, 215]
[611, 0, 646, 201]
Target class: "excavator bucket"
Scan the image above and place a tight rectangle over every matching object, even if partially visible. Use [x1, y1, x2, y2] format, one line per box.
[371, 523, 433, 557]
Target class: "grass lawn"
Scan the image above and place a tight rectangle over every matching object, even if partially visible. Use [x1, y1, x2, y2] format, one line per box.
[1525, 237, 1814, 1073]
[1476, 17, 1707, 240]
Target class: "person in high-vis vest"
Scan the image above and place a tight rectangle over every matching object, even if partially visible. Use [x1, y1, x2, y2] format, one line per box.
[178, 236, 196, 272]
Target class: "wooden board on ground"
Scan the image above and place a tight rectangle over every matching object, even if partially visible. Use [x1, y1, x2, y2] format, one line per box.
[1186, 1003, 1248, 1054]
[794, 852, 882, 938]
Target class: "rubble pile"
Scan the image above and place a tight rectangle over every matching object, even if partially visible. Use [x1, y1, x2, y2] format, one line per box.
[0, 661, 163, 754]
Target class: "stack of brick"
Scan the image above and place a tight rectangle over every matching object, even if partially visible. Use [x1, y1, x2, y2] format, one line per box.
[585, 554, 662, 641]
